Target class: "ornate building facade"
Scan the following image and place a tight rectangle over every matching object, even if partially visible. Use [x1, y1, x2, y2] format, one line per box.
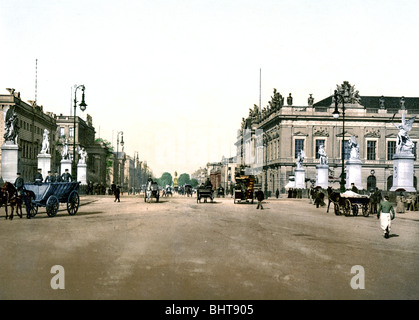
[236, 82, 418, 194]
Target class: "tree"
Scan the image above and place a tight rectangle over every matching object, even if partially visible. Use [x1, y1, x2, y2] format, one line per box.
[178, 173, 191, 186]
[157, 172, 173, 187]
[95, 138, 114, 175]
[190, 178, 199, 188]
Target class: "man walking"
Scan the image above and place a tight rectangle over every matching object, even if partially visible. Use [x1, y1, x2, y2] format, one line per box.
[114, 185, 121, 202]
[378, 195, 395, 239]
[255, 188, 264, 210]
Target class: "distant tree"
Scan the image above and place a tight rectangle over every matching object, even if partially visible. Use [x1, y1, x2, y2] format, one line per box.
[157, 172, 173, 187]
[178, 173, 191, 186]
[95, 138, 114, 175]
[190, 178, 199, 188]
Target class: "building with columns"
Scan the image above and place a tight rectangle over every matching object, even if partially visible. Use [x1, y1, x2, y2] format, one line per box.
[236, 83, 418, 195]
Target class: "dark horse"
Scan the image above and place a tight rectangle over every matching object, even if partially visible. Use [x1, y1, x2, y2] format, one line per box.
[326, 187, 341, 214]
[0, 182, 35, 220]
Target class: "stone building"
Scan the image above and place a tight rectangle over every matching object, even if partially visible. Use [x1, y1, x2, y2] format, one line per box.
[236, 83, 418, 194]
[0, 89, 57, 182]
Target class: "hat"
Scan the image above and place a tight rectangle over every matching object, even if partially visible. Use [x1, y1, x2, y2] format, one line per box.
[65, 169, 69, 172]
[17, 172, 21, 175]
[48, 171, 51, 173]
[38, 168, 42, 171]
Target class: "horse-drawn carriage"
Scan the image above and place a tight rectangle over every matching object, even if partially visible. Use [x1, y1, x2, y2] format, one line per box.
[145, 180, 160, 203]
[24, 181, 81, 217]
[234, 175, 255, 204]
[197, 186, 213, 203]
[184, 184, 193, 197]
[328, 190, 370, 217]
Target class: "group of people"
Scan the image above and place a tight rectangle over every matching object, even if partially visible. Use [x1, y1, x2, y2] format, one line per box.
[14, 169, 73, 194]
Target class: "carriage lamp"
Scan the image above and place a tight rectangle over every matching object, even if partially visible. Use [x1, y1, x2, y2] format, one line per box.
[72, 84, 87, 181]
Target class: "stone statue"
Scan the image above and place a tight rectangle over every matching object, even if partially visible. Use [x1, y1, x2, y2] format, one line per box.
[308, 94, 314, 106]
[40, 129, 50, 154]
[318, 144, 328, 165]
[392, 112, 416, 154]
[61, 139, 71, 160]
[78, 146, 88, 164]
[3, 109, 19, 144]
[287, 93, 293, 106]
[348, 136, 360, 160]
[296, 149, 305, 169]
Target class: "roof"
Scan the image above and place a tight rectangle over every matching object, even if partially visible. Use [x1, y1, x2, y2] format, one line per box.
[314, 95, 419, 112]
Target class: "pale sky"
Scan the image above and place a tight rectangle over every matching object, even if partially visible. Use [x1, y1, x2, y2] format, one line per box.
[1, 0, 418, 177]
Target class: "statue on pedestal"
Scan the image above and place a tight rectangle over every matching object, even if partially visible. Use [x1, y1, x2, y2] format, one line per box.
[318, 144, 328, 165]
[392, 112, 416, 154]
[78, 146, 88, 164]
[40, 129, 50, 154]
[348, 136, 360, 160]
[3, 109, 19, 144]
[61, 139, 71, 160]
[296, 149, 305, 169]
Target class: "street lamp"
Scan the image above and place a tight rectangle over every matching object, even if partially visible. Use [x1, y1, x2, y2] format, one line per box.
[134, 151, 139, 194]
[263, 132, 270, 197]
[116, 131, 124, 185]
[332, 88, 349, 193]
[72, 84, 87, 181]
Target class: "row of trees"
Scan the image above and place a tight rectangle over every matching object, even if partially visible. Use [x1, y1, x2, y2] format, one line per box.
[157, 172, 199, 188]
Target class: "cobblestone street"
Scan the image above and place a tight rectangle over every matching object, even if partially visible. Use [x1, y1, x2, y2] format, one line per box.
[0, 194, 418, 300]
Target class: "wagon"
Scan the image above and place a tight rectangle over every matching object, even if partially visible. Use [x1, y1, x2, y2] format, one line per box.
[332, 191, 370, 217]
[233, 175, 255, 204]
[197, 187, 213, 203]
[145, 181, 160, 202]
[24, 181, 80, 217]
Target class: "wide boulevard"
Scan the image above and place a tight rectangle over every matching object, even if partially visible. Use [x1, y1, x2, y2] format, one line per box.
[0, 193, 417, 300]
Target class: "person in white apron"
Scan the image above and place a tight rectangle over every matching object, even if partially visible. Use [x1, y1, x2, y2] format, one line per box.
[377, 196, 395, 239]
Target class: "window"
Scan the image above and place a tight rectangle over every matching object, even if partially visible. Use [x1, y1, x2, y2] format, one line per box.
[60, 127, 65, 137]
[367, 175, 376, 191]
[69, 127, 74, 137]
[367, 141, 376, 160]
[295, 139, 304, 158]
[339, 140, 350, 160]
[315, 139, 325, 159]
[387, 141, 396, 160]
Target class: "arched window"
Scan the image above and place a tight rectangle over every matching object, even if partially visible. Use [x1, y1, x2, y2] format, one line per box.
[387, 175, 393, 191]
[367, 175, 376, 191]
[415, 176, 418, 189]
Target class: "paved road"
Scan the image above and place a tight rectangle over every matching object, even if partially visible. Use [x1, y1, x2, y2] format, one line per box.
[0, 194, 417, 300]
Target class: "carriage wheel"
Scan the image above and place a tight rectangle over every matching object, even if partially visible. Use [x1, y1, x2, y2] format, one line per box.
[334, 203, 340, 215]
[352, 205, 359, 216]
[67, 190, 80, 215]
[344, 199, 352, 216]
[46, 196, 59, 217]
[362, 203, 370, 217]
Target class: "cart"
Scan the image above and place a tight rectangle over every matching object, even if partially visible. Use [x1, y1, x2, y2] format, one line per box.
[332, 191, 370, 217]
[197, 186, 213, 203]
[234, 175, 255, 204]
[145, 181, 160, 202]
[24, 181, 80, 217]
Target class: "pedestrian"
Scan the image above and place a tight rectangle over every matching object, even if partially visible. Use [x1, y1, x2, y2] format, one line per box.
[34, 168, 43, 184]
[275, 189, 279, 199]
[61, 169, 72, 182]
[255, 188, 264, 210]
[114, 185, 121, 202]
[55, 171, 62, 182]
[396, 192, 406, 213]
[377, 195, 395, 239]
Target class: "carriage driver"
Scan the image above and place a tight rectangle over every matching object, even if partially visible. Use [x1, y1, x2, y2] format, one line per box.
[14, 172, 24, 196]
[34, 168, 43, 185]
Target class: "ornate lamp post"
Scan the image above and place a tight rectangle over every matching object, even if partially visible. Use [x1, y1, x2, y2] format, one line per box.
[263, 132, 270, 196]
[72, 85, 87, 181]
[116, 131, 124, 185]
[134, 151, 139, 194]
[332, 89, 349, 193]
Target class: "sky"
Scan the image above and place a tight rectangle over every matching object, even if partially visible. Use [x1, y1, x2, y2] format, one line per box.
[1, 0, 418, 177]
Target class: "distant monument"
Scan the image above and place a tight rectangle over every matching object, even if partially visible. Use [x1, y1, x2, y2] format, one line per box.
[60, 138, 72, 175]
[1, 106, 20, 182]
[294, 149, 306, 188]
[38, 129, 51, 179]
[77, 146, 88, 185]
[316, 144, 328, 188]
[173, 171, 178, 188]
[345, 136, 363, 190]
[390, 106, 416, 192]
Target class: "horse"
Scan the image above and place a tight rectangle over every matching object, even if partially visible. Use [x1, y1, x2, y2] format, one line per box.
[326, 187, 341, 214]
[0, 182, 22, 220]
[145, 180, 152, 203]
[0, 182, 36, 220]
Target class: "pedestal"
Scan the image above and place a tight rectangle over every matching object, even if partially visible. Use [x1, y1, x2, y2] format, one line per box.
[294, 168, 306, 189]
[60, 159, 72, 175]
[316, 164, 329, 189]
[1, 143, 20, 182]
[345, 159, 363, 190]
[77, 163, 87, 185]
[390, 153, 416, 192]
[37, 153, 51, 180]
